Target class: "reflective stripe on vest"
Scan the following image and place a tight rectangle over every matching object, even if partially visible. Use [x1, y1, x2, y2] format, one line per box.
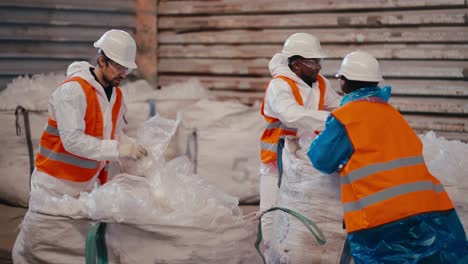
[36, 76, 122, 183]
[260, 75, 326, 163]
[333, 100, 454, 233]
[343, 180, 445, 213]
[340, 155, 425, 185]
[38, 145, 99, 169]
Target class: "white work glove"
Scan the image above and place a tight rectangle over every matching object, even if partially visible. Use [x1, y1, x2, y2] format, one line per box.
[118, 142, 148, 160]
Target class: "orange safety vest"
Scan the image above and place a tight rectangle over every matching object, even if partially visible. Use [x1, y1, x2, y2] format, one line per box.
[260, 75, 326, 164]
[36, 77, 123, 184]
[333, 100, 454, 233]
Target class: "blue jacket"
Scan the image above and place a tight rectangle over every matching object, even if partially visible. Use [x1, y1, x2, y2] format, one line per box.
[307, 86, 391, 173]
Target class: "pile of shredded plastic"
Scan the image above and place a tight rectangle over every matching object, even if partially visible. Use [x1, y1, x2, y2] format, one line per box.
[0, 73, 66, 111]
[0, 72, 208, 110]
[30, 115, 242, 227]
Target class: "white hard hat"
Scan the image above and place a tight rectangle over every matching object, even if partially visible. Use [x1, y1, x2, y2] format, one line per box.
[336, 51, 383, 82]
[281, 33, 326, 59]
[94, 29, 137, 69]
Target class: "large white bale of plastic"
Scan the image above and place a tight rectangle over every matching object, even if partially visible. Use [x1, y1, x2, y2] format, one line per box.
[14, 210, 261, 264]
[0, 111, 48, 206]
[421, 131, 468, 233]
[269, 138, 345, 263]
[105, 215, 260, 264]
[176, 99, 263, 203]
[15, 115, 262, 264]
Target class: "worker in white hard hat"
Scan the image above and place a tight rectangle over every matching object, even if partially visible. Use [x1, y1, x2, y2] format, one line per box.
[13, 29, 148, 262]
[259, 33, 342, 249]
[308, 51, 468, 263]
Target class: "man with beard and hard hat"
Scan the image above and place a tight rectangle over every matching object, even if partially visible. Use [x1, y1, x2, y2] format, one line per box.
[308, 51, 468, 263]
[259, 33, 342, 249]
[13, 29, 148, 262]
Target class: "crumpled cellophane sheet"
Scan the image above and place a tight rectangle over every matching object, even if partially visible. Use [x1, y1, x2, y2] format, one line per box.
[30, 115, 243, 227]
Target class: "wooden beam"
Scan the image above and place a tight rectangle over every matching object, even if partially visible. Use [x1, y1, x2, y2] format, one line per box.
[158, 58, 468, 79]
[404, 115, 468, 132]
[159, 27, 468, 44]
[0, 25, 122, 43]
[0, 7, 134, 28]
[135, 0, 158, 85]
[158, 76, 468, 97]
[159, 9, 468, 30]
[159, 0, 465, 15]
[158, 44, 468, 60]
[0, 0, 134, 12]
[206, 89, 468, 115]
[0, 41, 95, 60]
[390, 97, 468, 114]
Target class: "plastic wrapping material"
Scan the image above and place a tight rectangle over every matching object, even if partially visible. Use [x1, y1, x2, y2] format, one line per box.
[348, 209, 468, 264]
[420, 131, 468, 233]
[119, 79, 157, 103]
[155, 78, 209, 101]
[269, 138, 346, 263]
[30, 115, 242, 227]
[123, 79, 209, 158]
[176, 99, 263, 202]
[144, 78, 209, 120]
[0, 73, 66, 111]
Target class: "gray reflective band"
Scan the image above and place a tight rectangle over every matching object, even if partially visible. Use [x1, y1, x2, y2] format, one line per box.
[341, 156, 425, 185]
[45, 125, 103, 139]
[39, 146, 99, 169]
[104, 163, 109, 172]
[343, 181, 445, 213]
[261, 142, 277, 152]
[265, 122, 297, 133]
[45, 125, 60, 136]
[266, 121, 282, 129]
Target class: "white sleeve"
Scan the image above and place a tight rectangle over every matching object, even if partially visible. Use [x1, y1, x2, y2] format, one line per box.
[113, 98, 137, 143]
[323, 78, 342, 111]
[50, 82, 119, 161]
[264, 79, 330, 132]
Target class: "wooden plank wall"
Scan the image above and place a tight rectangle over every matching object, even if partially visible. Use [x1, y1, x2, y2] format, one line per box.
[0, 0, 136, 90]
[157, 0, 468, 141]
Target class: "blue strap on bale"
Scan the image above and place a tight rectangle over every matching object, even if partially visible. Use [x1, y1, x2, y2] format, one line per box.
[86, 222, 108, 264]
[255, 207, 327, 264]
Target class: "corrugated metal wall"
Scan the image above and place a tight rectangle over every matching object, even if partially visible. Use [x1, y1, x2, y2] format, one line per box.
[0, 0, 136, 90]
[157, 0, 468, 141]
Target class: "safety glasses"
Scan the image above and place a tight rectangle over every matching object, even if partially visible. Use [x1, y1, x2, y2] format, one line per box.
[300, 58, 322, 69]
[107, 59, 129, 74]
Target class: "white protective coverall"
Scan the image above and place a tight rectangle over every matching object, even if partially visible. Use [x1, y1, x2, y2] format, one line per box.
[260, 53, 341, 246]
[31, 61, 131, 205]
[13, 61, 132, 263]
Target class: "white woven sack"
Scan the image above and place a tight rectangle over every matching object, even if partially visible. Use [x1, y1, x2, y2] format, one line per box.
[106, 215, 262, 264]
[176, 99, 263, 202]
[269, 139, 346, 264]
[0, 110, 48, 207]
[13, 211, 262, 264]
